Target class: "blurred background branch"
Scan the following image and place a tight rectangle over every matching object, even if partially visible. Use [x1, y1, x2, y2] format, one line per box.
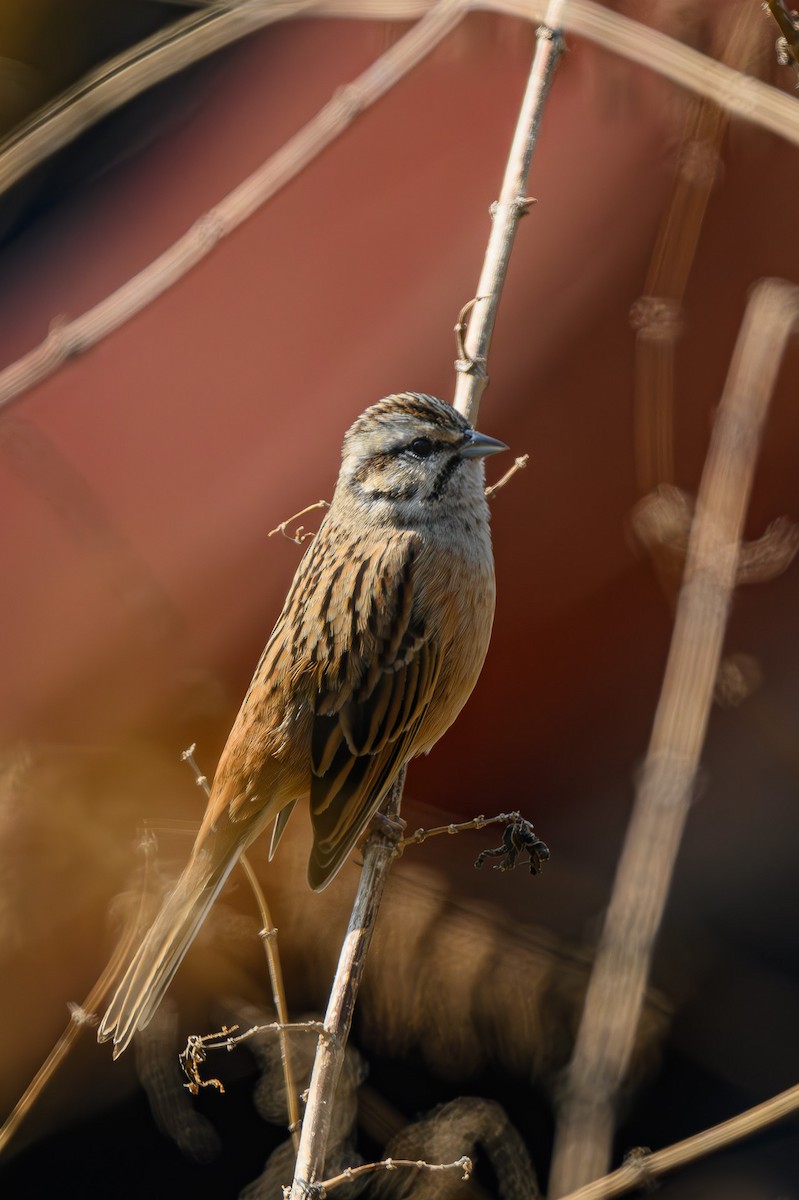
[2, 2, 799, 1196]
[549, 277, 799, 1194]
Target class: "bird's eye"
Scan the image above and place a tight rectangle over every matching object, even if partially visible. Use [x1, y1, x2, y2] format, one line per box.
[408, 437, 434, 459]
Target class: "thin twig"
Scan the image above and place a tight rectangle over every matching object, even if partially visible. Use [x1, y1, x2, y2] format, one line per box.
[317, 1153, 473, 1194]
[549, 278, 799, 1196]
[558, 1081, 799, 1200]
[452, 4, 565, 425]
[289, 20, 563, 1190]
[3, 3, 799, 418]
[400, 810, 521, 848]
[0, 830, 159, 1155]
[496, 0, 799, 146]
[288, 770, 407, 1198]
[181, 743, 301, 1148]
[0, 0, 299, 194]
[485, 454, 529, 499]
[4, 0, 799, 209]
[268, 501, 331, 545]
[0, 0, 464, 413]
[179, 1021, 327, 1094]
[631, 2, 764, 495]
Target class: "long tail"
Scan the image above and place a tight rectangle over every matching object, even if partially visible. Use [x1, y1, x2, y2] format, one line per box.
[98, 840, 242, 1058]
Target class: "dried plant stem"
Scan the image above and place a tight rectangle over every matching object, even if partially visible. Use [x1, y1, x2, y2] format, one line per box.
[180, 1021, 327, 1095]
[0, 0, 463, 413]
[319, 1153, 472, 1192]
[3, 3, 799, 418]
[4, 0, 799, 208]
[268, 500, 331, 545]
[180, 744, 300, 1146]
[485, 453, 529, 498]
[400, 809, 521, 848]
[239, 855, 301, 1148]
[631, 1, 763, 494]
[558, 1081, 799, 1200]
[0, 0, 295, 194]
[452, 4, 564, 426]
[0, 834, 157, 1155]
[287, 21, 561, 1188]
[288, 770, 406, 1198]
[549, 278, 799, 1196]
[0, 951, 127, 1155]
[496, 0, 799, 147]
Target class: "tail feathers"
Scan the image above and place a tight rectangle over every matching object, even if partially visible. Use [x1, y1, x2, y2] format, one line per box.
[268, 800, 297, 860]
[98, 847, 240, 1058]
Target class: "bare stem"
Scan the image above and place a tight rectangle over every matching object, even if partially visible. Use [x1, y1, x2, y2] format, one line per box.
[268, 501, 330, 545]
[319, 1153, 472, 1193]
[180, 1021, 327, 1095]
[288, 770, 406, 1198]
[5, 0, 799, 215]
[549, 279, 799, 1196]
[452, 3, 565, 426]
[485, 453, 529, 499]
[0, 830, 159, 1154]
[0, 0, 464, 413]
[181, 743, 301, 1148]
[6, 4, 799, 417]
[284, 23, 565, 1187]
[557, 1081, 799, 1200]
[400, 809, 521, 848]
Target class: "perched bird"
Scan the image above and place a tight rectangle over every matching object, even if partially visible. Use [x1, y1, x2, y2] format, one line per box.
[99, 392, 506, 1056]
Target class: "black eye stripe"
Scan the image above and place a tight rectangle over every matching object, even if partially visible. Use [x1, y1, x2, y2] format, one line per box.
[386, 437, 446, 458]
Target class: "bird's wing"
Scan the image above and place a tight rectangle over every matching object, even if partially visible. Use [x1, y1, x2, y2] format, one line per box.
[307, 533, 440, 889]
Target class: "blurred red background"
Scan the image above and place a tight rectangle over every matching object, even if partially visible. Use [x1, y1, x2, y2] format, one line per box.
[1, 4, 799, 1197]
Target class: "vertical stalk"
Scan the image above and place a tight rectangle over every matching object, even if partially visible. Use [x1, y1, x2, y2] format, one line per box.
[549, 279, 799, 1194]
[453, 2, 565, 426]
[288, 773, 405, 1198]
[289, 10, 567, 1192]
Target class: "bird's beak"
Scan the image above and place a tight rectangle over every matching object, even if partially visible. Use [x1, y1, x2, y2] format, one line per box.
[459, 429, 509, 459]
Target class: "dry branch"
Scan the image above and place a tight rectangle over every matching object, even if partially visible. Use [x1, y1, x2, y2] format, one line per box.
[2, 3, 799, 416]
[3, 0, 799, 208]
[180, 743, 301, 1147]
[631, 1, 765, 494]
[287, 9, 563, 1189]
[549, 278, 799, 1196]
[288, 772, 406, 1198]
[0, 0, 463, 413]
[558, 1080, 799, 1200]
[0, 830, 158, 1154]
[319, 1152, 472, 1193]
[452, 10, 564, 423]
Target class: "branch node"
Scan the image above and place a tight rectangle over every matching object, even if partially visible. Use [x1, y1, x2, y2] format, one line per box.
[47, 315, 85, 358]
[332, 82, 366, 122]
[193, 209, 226, 248]
[453, 296, 487, 361]
[622, 1145, 654, 1186]
[537, 22, 565, 48]
[629, 295, 683, 340]
[67, 1001, 98, 1027]
[454, 355, 487, 377]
